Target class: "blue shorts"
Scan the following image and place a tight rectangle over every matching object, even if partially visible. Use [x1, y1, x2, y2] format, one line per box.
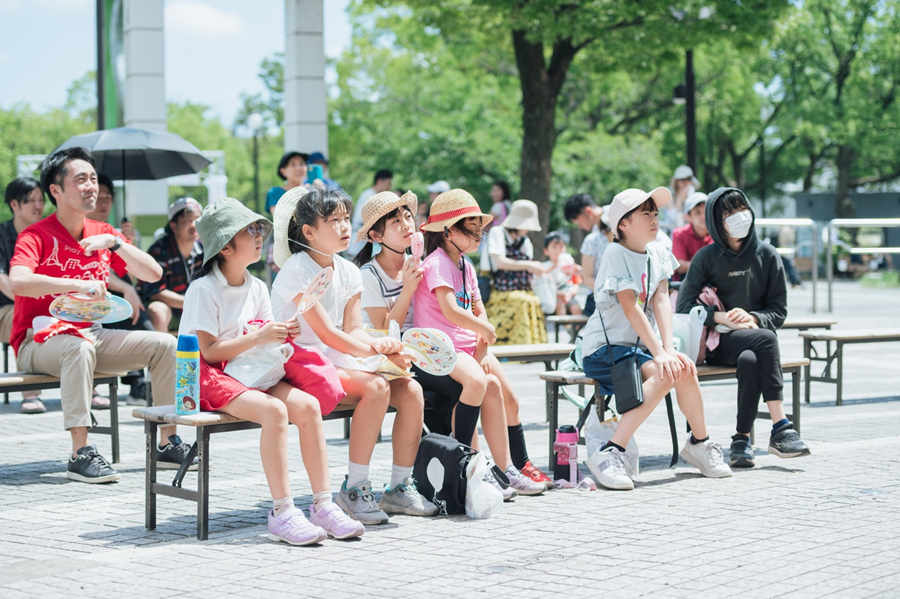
[582, 345, 654, 395]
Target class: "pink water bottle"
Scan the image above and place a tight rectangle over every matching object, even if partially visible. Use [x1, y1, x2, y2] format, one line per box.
[553, 425, 579, 484]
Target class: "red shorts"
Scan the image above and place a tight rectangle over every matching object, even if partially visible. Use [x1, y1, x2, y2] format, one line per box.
[199, 343, 345, 414]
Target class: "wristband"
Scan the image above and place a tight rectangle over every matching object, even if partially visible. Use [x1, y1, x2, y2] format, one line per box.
[109, 236, 125, 253]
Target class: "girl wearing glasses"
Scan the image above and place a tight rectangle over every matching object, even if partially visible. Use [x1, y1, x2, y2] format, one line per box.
[180, 198, 362, 546]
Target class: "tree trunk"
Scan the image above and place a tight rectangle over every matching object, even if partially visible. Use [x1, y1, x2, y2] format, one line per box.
[511, 30, 578, 244]
[835, 144, 856, 219]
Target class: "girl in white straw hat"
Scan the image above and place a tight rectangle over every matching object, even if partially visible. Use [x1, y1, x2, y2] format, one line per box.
[413, 189, 549, 496]
[270, 187, 437, 523]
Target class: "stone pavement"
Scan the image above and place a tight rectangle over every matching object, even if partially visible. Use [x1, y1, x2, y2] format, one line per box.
[2, 280, 899, 598]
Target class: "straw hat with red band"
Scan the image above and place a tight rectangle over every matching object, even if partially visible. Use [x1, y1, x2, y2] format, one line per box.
[356, 190, 418, 242]
[420, 189, 492, 232]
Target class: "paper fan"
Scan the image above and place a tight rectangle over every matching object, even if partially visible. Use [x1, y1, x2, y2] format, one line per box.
[410, 232, 425, 259]
[50, 293, 133, 324]
[296, 267, 334, 314]
[401, 327, 457, 376]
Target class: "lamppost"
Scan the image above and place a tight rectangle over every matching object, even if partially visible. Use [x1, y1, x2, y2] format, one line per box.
[672, 49, 697, 173]
[247, 113, 264, 214]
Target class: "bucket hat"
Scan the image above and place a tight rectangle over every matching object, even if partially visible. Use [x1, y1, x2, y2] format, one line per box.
[196, 197, 272, 265]
[356, 191, 417, 242]
[272, 186, 311, 268]
[607, 187, 671, 237]
[501, 199, 542, 232]
[420, 189, 492, 232]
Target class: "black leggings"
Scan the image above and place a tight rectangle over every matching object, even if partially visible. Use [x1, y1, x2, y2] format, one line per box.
[705, 328, 784, 434]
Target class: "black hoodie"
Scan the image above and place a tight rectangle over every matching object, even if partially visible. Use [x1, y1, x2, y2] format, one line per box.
[675, 187, 787, 330]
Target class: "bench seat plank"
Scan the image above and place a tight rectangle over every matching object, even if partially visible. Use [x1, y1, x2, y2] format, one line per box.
[781, 318, 837, 330]
[133, 402, 360, 427]
[0, 371, 128, 387]
[490, 343, 574, 360]
[798, 329, 900, 342]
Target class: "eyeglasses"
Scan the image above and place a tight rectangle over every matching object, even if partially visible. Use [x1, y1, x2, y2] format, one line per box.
[245, 223, 267, 237]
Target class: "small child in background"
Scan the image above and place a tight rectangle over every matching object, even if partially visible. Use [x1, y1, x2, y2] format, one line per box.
[542, 231, 582, 316]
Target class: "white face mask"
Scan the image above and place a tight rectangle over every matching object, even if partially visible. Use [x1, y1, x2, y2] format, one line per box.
[724, 210, 753, 239]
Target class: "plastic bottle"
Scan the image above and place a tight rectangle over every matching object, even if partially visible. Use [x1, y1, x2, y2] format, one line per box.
[175, 334, 200, 415]
[553, 425, 579, 484]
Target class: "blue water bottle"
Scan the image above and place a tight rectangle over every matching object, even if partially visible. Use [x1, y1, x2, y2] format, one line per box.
[175, 334, 200, 415]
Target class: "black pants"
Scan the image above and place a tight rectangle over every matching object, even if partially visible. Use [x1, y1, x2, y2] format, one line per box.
[583, 293, 595, 318]
[705, 328, 783, 434]
[104, 309, 155, 389]
[413, 365, 463, 436]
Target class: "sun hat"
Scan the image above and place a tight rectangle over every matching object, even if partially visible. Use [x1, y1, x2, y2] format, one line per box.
[670, 165, 700, 188]
[356, 191, 418, 242]
[166, 197, 202, 222]
[277, 151, 309, 180]
[684, 191, 708, 214]
[607, 187, 671, 237]
[196, 197, 272, 266]
[420, 189, 492, 232]
[426, 180, 451, 194]
[272, 186, 311, 268]
[501, 199, 542, 232]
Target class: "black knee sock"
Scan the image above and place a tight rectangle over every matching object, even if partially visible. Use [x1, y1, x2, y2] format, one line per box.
[454, 402, 481, 448]
[507, 424, 529, 469]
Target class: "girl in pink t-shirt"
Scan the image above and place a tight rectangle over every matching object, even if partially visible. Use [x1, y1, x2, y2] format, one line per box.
[414, 190, 551, 495]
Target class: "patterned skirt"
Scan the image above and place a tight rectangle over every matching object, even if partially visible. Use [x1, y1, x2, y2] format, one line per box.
[486, 290, 548, 346]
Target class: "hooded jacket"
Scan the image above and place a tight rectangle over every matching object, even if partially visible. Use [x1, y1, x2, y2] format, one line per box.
[675, 187, 787, 331]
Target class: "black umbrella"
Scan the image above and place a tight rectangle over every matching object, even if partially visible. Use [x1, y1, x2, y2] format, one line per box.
[54, 127, 212, 219]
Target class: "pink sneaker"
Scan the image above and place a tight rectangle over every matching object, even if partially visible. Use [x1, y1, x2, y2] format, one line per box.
[267, 507, 327, 546]
[309, 501, 365, 540]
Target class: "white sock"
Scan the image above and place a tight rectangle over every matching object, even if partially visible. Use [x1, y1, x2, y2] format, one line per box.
[390, 464, 412, 488]
[272, 496, 294, 516]
[313, 491, 332, 509]
[346, 461, 370, 488]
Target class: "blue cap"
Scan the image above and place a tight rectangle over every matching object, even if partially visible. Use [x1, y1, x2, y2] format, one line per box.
[177, 334, 199, 352]
[309, 151, 328, 164]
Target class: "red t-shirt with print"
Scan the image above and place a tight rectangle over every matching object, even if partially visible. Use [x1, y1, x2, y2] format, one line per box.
[9, 214, 128, 354]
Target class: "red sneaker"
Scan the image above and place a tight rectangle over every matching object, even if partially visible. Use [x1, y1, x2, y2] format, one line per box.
[519, 461, 553, 489]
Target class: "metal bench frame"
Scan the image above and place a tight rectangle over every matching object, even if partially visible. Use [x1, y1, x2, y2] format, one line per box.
[802, 333, 900, 405]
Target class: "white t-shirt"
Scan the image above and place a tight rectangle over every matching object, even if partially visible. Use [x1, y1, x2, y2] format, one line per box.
[581, 242, 679, 358]
[482, 226, 534, 272]
[349, 187, 376, 257]
[178, 262, 273, 342]
[270, 251, 364, 355]
[360, 259, 415, 332]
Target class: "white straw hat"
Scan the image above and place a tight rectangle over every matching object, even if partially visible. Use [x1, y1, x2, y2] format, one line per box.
[273, 186, 310, 268]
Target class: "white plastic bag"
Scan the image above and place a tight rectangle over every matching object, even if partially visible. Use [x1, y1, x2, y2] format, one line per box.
[672, 305, 707, 364]
[532, 273, 557, 314]
[583, 407, 640, 475]
[224, 342, 294, 390]
[464, 453, 503, 519]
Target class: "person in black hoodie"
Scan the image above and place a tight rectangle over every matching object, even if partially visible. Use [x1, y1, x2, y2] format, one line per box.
[676, 188, 810, 467]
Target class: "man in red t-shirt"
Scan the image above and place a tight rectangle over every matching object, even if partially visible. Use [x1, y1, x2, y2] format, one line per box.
[10, 147, 190, 483]
[671, 192, 713, 282]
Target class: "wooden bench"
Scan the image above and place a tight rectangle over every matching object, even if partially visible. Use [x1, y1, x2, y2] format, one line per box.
[546, 315, 589, 343]
[800, 329, 900, 405]
[134, 402, 389, 540]
[540, 358, 809, 468]
[0, 370, 125, 462]
[781, 317, 837, 331]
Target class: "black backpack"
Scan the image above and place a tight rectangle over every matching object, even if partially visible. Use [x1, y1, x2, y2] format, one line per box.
[413, 433, 477, 516]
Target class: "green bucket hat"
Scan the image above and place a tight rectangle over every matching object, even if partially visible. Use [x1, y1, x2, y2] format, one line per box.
[196, 197, 273, 265]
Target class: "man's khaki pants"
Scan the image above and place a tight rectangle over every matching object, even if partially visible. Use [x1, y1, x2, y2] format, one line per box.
[17, 325, 176, 430]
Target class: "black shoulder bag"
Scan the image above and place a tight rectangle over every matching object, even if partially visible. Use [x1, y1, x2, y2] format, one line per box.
[597, 256, 652, 414]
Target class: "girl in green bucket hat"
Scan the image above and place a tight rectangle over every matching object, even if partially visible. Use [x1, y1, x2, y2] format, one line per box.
[180, 197, 365, 543]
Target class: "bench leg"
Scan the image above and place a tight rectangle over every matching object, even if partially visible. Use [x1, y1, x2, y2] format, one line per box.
[343, 417, 351, 440]
[547, 380, 559, 467]
[3, 343, 8, 405]
[145, 421, 158, 532]
[110, 379, 120, 464]
[836, 342, 843, 406]
[554, 323, 560, 343]
[792, 367, 801, 435]
[665, 393, 678, 468]
[197, 427, 211, 541]
[804, 338, 812, 404]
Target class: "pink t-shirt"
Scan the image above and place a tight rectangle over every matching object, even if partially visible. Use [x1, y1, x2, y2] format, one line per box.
[413, 247, 481, 354]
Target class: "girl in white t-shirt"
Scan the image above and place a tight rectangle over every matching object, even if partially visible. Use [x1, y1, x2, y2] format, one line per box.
[180, 198, 363, 545]
[270, 187, 436, 524]
[579, 188, 732, 491]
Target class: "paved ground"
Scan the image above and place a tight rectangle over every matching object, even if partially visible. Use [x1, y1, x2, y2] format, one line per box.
[2, 280, 899, 598]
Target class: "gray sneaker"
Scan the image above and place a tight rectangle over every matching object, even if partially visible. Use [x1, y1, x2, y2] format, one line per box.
[505, 465, 546, 496]
[335, 477, 389, 525]
[378, 477, 438, 516]
[484, 469, 517, 502]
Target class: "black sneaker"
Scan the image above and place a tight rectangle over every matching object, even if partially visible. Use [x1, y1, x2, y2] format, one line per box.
[67, 445, 121, 483]
[157, 435, 198, 470]
[768, 425, 811, 459]
[729, 436, 755, 468]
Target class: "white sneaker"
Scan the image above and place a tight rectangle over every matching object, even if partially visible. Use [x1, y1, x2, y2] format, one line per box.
[680, 438, 733, 478]
[586, 446, 634, 490]
[504, 465, 545, 496]
[483, 469, 517, 502]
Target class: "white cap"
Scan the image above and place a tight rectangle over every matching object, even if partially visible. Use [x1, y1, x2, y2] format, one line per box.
[167, 197, 202, 221]
[671, 165, 701, 188]
[608, 187, 671, 237]
[427, 180, 451, 194]
[684, 192, 708, 214]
